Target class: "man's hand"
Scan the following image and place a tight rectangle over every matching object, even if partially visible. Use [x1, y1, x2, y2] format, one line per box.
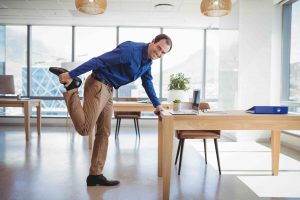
[59, 72, 71, 85]
[154, 105, 163, 116]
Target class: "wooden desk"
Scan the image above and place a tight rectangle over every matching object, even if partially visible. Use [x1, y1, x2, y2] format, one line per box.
[88, 102, 172, 149]
[158, 110, 300, 200]
[0, 99, 42, 141]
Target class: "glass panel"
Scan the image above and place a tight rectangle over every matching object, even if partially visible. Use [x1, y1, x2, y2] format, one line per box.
[75, 27, 116, 62]
[290, 1, 300, 102]
[0, 25, 27, 115]
[31, 26, 73, 97]
[118, 27, 161, 98]
[41, 100, 68, 117]
[215, 30, 239, 110]
[206, 30, 219, 99]
[0, 26, 4, 74]
[3, 26, 27, 96]
[163, 29, 204, 100]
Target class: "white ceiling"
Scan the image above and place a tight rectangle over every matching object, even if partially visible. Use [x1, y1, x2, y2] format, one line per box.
[0, 0, 237, 28]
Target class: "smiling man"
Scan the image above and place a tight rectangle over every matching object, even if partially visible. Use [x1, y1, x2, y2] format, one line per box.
[49, 34, 172, 187]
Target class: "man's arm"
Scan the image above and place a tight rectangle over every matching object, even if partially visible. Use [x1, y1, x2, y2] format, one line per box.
[68, 57, 103, 78]
[141, 69, 163, 115]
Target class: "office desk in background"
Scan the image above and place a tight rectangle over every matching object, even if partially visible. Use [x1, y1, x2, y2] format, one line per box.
[88, 101, 172, 149]
[158, 110, 300, 200]
[0, 99, 42, 141]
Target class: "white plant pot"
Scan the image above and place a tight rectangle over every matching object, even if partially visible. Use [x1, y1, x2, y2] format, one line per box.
[168, 90, 189, 102]
[173, 103, 181, 111]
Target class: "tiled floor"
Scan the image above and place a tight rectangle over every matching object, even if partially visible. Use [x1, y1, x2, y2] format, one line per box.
[0, 124, 299, 200]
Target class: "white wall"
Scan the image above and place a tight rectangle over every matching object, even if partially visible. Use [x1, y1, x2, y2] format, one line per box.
[237, 0, 274, 109]
[221, 0, 283, 141]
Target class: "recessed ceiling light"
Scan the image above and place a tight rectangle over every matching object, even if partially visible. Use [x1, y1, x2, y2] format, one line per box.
[154, 3, 174, 11]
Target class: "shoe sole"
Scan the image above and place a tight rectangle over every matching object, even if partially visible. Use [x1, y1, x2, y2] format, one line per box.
[49, 67, 68, 76]
[87, 183, 119, 186]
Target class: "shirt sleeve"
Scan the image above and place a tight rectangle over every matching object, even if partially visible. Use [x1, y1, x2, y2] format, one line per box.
[68, 57, 103, 78]
[68, 46, 125, 78]
[141, 68, 161, 107]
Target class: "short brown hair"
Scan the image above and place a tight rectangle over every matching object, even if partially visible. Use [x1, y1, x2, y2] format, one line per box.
[153, 34, 172, 52]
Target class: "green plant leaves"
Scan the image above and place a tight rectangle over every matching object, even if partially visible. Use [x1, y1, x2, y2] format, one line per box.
[168, 73, 190, 91]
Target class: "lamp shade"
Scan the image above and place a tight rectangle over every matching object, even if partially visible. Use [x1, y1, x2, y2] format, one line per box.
[75, 0, 107, 15]
[200, 0, 232, 17]
[0, 75, 15, 94]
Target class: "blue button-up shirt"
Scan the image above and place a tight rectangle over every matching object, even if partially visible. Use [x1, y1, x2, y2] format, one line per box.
[69, 41, 160, 107]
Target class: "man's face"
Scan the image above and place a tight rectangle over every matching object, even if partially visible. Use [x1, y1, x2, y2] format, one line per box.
[148, 39, 171, 60]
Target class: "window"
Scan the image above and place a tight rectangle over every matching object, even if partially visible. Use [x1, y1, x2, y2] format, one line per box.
[0, 25, 240, 117]
[31, 26, 72, 96]
[0, 25, 27, 115]
[211, 30, 239, 110]
[290, 1, 300, 102]
[163, 29, 204, 100]
[75, 27, 116, 63]
[282, 0, 300, 113]
[31, 26, 72, 116]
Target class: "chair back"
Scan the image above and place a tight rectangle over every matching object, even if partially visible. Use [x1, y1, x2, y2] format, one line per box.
[114, 98, 141, 118]
[199, 102, 210, 112]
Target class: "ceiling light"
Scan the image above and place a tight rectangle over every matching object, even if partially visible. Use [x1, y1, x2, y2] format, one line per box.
[75, 0, 107, 15]
[200, 0, 232, 17]
[154, 3, 174, 11]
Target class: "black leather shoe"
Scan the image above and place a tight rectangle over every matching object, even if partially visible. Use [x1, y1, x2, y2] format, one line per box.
[49, 67, 82, 90]
[49, 67, 68, 76]
[86, 174, 120, 186]
[65, 78, 82, 91]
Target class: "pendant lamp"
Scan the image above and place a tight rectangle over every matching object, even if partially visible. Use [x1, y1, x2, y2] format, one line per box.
[200, 0, 232, 17]
[75, 0, 107, 15]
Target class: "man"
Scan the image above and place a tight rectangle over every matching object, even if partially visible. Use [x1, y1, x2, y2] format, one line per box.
[49, 34, 172, 186]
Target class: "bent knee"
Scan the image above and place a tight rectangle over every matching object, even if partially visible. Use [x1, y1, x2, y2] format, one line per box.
[76, 127, 91, 136]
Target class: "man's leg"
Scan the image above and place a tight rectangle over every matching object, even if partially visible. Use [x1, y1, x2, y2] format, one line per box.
[63, 75, 109, 136]
[87, 85, 120, 186]
[90, 91, 113, 175]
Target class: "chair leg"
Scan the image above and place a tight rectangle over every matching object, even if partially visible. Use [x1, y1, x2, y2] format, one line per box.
[214, 139, 221, 175]
[133, 118, 138, 136]
[115, 118, 119, 140]
[117, 118, 121, 138]
[175, 139, 182, 165]
[178, 139, 185, 175]
[136, 119, 140, 139]
[203, 139, 207, 164]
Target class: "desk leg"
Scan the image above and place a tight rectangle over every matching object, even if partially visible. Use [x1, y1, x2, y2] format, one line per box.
[162, 116, 173, 200]
[271, 130, 281, 176]
[37, 103, 41, 135]
[158, 116, 163, 177]
[24, 102, 31, 142]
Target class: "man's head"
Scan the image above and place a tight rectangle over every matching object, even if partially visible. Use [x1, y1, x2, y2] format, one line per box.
[148, 34, 172, 60]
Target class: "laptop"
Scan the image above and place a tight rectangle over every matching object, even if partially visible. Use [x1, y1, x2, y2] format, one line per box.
[169, 90, 200, 115]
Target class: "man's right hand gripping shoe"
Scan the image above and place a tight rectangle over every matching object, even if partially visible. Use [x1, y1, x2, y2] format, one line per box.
[49, 67, 82, 91]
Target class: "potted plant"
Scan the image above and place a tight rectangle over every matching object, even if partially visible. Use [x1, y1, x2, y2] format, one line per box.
[173, 99, 181, 111]
[168, 73, 190, 102]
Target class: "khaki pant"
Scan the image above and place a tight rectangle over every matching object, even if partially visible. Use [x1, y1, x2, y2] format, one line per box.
[63, 74, 113, 175]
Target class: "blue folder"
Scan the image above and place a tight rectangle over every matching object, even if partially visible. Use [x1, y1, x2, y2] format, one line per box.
[246, 106, 288, 114]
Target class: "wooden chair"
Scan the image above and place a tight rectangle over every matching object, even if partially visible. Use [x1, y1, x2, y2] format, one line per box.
[114, 98, 141, 140]
[175, 102, 221, 175]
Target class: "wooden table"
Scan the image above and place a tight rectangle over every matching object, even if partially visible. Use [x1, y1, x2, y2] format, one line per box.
[0, 99, 42, 141]
[158, 110, 300, 200]
[88, 101, 172, 149]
